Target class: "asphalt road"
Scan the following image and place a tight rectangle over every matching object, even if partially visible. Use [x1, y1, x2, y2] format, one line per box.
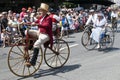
[0, 23, 120, 80]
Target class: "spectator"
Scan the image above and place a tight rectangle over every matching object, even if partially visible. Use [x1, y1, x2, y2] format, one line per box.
[1, 29, 10, 48]
[20, 8, 27, 20]
[0, 14, 2, 41]
[61, 14, 69, 37]
[1, 12, 8, 30]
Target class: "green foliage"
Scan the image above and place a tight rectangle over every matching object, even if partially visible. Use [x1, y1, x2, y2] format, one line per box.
[61, 2, 77, 8]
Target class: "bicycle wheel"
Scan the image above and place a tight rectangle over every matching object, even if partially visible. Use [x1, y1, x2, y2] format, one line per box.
[8, 39, 43, 77]
[44, 39, 70, 69]
[114, 22, 117, 31]
[101, 26, 114, 48]
[81, 30, 97, 50]
[112, 20, 117, 31]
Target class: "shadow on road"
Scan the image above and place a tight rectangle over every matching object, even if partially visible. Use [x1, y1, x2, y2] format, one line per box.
[17, 64, 81, 80]
[34, 64, 81, 78]
[98, 47, 120, 53]
[66, 40, 76, 44]
[116, 29, 120, 33]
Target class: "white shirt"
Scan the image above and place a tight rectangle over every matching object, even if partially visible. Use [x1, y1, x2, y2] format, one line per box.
[53, 15, 60, 22]
[93, 17, 107, 27]
[1, 32, 9, 40]
[111, 11, 118, 18]
[40, 15, 46, 24]
[86, 14, 97, 25]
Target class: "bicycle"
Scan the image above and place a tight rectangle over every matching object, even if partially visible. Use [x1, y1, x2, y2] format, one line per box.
[7, 24, 70, 77]
[111, 17, 117, 31]
[81, 25, 114, 50]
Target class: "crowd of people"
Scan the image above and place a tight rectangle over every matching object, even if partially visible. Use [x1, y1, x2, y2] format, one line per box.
[0, 3, 119, 49]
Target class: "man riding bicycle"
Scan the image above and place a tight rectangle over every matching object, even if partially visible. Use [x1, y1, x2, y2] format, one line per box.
[85, 9, 97, 26]
[25, 3, 53, 67]
[111, 9, 118, 30]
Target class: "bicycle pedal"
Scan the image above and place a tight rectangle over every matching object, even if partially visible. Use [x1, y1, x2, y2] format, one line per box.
[25, 62, 32, 67]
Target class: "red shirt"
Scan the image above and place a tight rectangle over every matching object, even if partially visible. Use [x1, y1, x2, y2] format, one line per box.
[49, 14, 60, 23]
[35, 15, 53, 48]
[20, 12, 26, 19]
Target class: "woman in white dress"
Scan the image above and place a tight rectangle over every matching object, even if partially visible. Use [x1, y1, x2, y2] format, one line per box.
[90, 13, 107, 48]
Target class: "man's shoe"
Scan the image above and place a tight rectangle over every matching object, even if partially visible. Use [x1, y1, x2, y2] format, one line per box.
[25, 48, 39, 67]
[25, 62, 32, 67]
[25, 62, 33, 67]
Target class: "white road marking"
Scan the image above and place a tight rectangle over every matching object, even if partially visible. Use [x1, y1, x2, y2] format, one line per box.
[60, 44, 79, 51]
[69, 44, 79, 48]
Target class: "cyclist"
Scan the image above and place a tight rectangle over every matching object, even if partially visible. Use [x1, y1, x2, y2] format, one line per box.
[111, 9, 118, 30]
[49, 8, 60, 38]
[25, 3, 53, 67]
[49, 8, 60, 31]
[85, 9, 97, 26]
[90, 13, 107, 49]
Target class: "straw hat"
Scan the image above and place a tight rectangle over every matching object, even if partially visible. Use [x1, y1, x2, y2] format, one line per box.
[39, 3, 49, 11]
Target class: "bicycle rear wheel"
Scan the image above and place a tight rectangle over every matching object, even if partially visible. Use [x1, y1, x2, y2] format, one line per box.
[101, 26, 114, 48]
[8, 39, 43, 77]
[44, 39, 70, 69]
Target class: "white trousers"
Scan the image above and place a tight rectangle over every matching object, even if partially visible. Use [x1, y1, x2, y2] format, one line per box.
[25, 30, 50, 48]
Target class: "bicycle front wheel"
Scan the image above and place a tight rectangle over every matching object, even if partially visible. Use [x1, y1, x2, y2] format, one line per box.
[81, 31, 97, 50]
[44, 39, 70, 69]
[8, 39, 43, 77]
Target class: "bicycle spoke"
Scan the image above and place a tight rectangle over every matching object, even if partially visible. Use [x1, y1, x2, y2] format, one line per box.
[27, 67, 31, 75]
[32, 66, 37, 71]
[59, 54, 67, 60]
[15, 60, 24, 73]
[11, 51, 23, 56]
[46, 54, 56, 62]
[57, 56, 63, 65]
[55, 56, 58, 67]
[50, 55, 56, 66]
[11, 59, 24, 68]
[17, 46, 24, 55]
[9, 56, 23, 60]
[22, 65, 25, 75]
[57, 44, 62, 52]
[45, 53, 54, 55]
[36, 61, 41, 64]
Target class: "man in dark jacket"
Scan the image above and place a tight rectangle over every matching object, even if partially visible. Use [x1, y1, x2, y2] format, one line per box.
[1, 12, 8, 30]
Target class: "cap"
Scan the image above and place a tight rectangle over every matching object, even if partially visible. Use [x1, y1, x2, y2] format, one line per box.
[89, 9, 95, 12]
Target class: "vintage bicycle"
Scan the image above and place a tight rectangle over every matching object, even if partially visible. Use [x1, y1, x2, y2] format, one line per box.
[7, 24, 70, 77]
[111, 17, 117, 31]
[81, 24, 114, 50]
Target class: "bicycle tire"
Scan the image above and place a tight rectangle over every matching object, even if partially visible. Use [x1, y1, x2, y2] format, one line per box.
[44, 39, 70, 69]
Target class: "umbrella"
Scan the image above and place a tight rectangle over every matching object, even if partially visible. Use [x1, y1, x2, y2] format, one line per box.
[64, 0, 115, 6]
